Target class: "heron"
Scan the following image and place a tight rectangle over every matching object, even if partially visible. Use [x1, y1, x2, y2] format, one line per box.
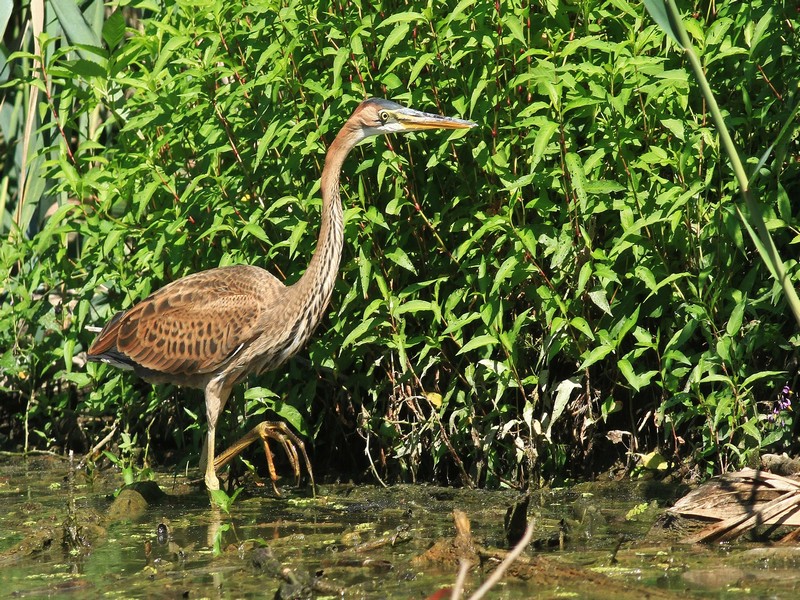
[87, 98, 476, 493]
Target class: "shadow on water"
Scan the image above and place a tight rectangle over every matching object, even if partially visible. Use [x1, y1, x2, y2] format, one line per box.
[3, 456, 800, 598]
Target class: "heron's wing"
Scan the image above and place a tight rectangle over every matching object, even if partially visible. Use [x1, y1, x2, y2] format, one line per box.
[88, 265, 284, 377]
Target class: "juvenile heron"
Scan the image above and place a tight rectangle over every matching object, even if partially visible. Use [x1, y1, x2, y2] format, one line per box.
[87, 98, 476, 492]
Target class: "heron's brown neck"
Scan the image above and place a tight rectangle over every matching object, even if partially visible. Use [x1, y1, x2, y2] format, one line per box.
[288, 125, 358, 328]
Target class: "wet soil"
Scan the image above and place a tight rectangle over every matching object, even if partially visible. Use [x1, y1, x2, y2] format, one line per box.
[2, 456, 800, 598]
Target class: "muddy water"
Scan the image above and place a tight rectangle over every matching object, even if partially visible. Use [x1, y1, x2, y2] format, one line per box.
[2, 456, 800, 598]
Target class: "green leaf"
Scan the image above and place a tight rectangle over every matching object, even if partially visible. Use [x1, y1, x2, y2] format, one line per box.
[530, 121, 558, 173]
[578, 344, 615, 370]
[740, 370, 786, 389]
[272, 401, 305, 434]
[635, 265, 657, 293]
[358, 247, 372, 297]
[409, 52, 434, 86]
[102, 228, 123, 257]
[643, 0, 681, 46]
[243, 221, 269, 242]
[67, 57, 106, 79]
[617, 360, 635, 390]
[584, 180, 625, 195]
[243, 387, 279, 401]
[332, 45, 348, 92]
[102, 10, 126, 49]
[0, 0, 12, 41]
[502, 15, 525, 44]
[570, 317, 594, 340]
[50, 0, 106, 66]
[341, 317, 377, 348]
[385, 247, 417, 274]
[395, 299, 434, 315]
[491, 255, 519, 294]
[618, 359, 656, 392]
[588, 289, 612, 316]
[716, 336, 731, 364]
[660, 118, 685, 141]
[458, 334, 498, 355]
[63, 338, 75, 372]
[746, 8, 772, 55]
[726, 301, 745, 337]
[380, 23, 409, 66]
[550, 378, 580, 428]
[380, 11, 426, 27]
[564, 152, 588, 212]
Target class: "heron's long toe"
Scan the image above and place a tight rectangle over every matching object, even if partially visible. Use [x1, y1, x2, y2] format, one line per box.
[213, 421, 315, 495]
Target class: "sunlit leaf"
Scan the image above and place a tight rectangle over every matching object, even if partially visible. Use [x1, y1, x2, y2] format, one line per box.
[458, 334, 499, 355]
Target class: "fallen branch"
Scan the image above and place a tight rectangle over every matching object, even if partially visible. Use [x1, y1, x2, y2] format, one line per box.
[467, 523, 534, 600]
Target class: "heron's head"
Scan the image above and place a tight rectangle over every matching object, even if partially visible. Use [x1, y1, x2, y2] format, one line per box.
[349, 98, 476, 142]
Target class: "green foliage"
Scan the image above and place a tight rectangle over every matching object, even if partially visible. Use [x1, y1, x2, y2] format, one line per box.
[1, 0, 799, 487]
[211, 522, 232, 557]
[210, 487, 244, 514]
[645, 0, 800, 327]
[102, 431, 155, 487]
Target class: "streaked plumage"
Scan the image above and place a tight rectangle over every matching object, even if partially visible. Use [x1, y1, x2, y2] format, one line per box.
[88, 98, 476, 492]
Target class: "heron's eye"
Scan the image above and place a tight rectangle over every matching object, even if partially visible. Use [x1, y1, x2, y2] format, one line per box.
[379, 110, 390, 123]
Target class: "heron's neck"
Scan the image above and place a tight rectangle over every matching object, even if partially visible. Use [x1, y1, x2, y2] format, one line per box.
[289, 131, 353, 325]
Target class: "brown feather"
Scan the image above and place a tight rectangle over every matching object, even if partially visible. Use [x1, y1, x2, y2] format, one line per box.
[88, 265, 286, 381]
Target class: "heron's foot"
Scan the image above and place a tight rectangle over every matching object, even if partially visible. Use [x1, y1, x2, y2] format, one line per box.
[214, 421, 315, 496]
[205, 470, 220, 492]
[197, 431, 224, 492]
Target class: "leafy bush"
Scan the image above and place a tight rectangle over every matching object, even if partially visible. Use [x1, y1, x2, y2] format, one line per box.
[1, 0, 798, 486]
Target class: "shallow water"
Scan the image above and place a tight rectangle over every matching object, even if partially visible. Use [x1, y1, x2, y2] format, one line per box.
[2, 456, 800, 598]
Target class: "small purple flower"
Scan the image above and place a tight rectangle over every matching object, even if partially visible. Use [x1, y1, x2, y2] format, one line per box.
[770, 385, 794, 426]
[778, 385, 793, 411]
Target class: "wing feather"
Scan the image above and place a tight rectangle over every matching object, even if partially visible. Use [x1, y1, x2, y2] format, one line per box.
[88, 265, 284, 378]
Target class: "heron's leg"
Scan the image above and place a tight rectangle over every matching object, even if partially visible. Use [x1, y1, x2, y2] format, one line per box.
[198, 436, 208, 472]
[203, 379, 232, 492]
[214, 421, 315, 495]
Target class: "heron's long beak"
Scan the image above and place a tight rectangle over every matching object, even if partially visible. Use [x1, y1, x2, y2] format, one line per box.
[395, 107, 477, 131]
